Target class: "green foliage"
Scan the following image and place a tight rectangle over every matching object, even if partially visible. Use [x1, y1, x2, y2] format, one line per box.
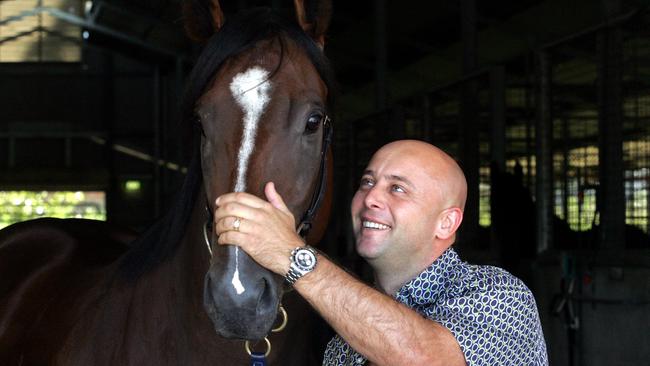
[0, 191, 106, 229]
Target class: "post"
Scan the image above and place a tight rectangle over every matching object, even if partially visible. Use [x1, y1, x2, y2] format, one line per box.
[535, 50, 553, 253]
[459, 0, 480, 246]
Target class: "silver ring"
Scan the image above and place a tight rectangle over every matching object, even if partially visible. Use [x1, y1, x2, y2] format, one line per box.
[233, 217, 241, 232]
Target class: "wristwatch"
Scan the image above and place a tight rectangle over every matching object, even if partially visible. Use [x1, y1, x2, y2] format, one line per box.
[285, 246, 318, 285]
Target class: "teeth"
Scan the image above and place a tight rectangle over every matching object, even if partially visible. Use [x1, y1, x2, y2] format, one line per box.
[363, 221, 390, 230]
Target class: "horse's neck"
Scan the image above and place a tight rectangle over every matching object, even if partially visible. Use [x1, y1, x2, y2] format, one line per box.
[142, 192, 210, 310]
[106, 192, 210, 326]
[106, 194, 216, 353]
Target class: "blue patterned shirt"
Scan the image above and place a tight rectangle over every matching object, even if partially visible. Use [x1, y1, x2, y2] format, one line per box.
[322, 248, 548, 365]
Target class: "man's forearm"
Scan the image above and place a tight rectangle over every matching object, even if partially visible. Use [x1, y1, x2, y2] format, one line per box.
[294, 256, 465, 366]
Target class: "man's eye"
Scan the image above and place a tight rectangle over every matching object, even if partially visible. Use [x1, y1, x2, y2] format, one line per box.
[360, 178, 374, 187]
[392, 185, 405, 193]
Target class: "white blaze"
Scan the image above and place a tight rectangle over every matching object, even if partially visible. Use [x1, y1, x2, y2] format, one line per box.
[228, 66, 272, 295]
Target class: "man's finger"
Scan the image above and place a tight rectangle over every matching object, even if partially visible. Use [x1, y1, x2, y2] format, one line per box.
[217, 230, 246, 246]
[265, 182, 291, 214]
[215, 191, 267, 209]
[213, 201, 259, 221]
[215, 216, 243, 235]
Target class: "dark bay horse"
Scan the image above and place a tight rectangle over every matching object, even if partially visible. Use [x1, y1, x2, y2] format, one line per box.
[0, 1, 334, 364]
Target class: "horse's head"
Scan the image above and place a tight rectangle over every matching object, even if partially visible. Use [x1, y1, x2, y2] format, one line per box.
[183, 0, 333, 340]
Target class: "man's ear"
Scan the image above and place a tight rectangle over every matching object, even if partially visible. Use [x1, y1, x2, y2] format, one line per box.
[435, 207, 463, 240]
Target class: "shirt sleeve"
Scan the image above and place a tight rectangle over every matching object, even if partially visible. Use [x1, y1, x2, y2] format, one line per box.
[431, 267, 548, 366]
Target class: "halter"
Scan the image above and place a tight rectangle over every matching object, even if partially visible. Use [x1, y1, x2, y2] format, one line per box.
[296, 114, 333, 237]
[203, 115, 332, 256]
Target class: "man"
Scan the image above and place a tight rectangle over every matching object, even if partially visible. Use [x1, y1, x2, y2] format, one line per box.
[215, 140, 548, 365]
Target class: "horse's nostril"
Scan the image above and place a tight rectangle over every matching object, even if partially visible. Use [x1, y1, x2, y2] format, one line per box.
[257, 277, 276, 311]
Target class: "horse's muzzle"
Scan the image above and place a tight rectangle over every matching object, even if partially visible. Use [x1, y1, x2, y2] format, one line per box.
[203, 245, 283, 340]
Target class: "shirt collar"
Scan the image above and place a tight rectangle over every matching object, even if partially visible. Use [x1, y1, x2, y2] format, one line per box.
[394, 247, 461, 306]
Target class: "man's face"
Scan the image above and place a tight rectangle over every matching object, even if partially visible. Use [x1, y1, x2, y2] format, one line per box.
[350, 145, 444, 269]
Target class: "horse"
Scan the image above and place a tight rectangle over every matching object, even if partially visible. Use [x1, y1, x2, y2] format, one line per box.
[0, 0, 335, 364]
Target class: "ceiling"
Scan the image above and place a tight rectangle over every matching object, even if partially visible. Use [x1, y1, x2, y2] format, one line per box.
[80, 0, 649, 120]
[4, 0, 648, 121]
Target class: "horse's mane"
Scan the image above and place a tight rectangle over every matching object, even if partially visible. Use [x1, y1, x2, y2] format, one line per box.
[118, 7, 336, 280]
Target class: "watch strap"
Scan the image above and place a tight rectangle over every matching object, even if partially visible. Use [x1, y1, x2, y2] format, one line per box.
[284, 246, 317, 286]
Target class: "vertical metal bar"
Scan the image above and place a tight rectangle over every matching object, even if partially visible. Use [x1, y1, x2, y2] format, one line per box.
[490, 66, 506, 256]
[38, 0, 43, 61]
[153, 65, 161, 217]
[459, 0, 479, 245]
[525, 53, 534, 189]
[535, 50, 553, 253]
[103, 52, 116, 222]
[562, 118, 569, 224]
[490, 66, 506, 170]
[461, 0, 477, 72]
[160, 69, 169, 211]
[374, 0, 388, 110]
[597, 25, 625, 249]
[174, 56, 184, 168]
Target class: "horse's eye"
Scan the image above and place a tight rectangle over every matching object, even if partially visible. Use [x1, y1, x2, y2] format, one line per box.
[305, 113, 323, 133]
[193, 115, 206, 137]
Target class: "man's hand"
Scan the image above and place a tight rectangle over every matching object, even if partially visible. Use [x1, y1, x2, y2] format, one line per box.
[214, 182, 305, 275]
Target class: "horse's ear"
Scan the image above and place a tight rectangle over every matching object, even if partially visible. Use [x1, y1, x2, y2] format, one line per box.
[183, 0, 225, 43]
[293, 0, 332, 49]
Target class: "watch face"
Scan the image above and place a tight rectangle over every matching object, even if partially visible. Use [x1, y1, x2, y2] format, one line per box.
[295, 248, 317, 271]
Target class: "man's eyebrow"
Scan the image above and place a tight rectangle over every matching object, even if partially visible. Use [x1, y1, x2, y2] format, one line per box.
[387, 174, 415, 188]
[362, 170, 415, 187]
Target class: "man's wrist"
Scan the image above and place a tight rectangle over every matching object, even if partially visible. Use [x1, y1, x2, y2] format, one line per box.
[284, 245, 318, 286]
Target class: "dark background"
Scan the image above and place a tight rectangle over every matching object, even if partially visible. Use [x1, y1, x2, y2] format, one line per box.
[1, 1, 649, 365]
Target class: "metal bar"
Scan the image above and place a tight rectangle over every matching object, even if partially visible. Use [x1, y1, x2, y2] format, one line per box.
[0, 26, 82, 46]
[459, 0, 480, 245]
[490, 66, 506, 169]
[0, 7, 43, 26]
[0, 131, 106, 138]
[490, 66, 506, 258]
[0, 28, 40, 46]
[88, 136, 185, 173]
[597, 26, 626, 250]
[374, 0, 388, 110]
[535, 50, 553, 253]
[152, 65, 162, 216]
[539, 8, 641, 50]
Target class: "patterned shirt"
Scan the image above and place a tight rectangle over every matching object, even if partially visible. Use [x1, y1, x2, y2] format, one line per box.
[322, 248, 548, 365]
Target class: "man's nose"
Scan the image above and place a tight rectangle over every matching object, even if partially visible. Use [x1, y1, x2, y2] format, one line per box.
[363, 185, 384, 209]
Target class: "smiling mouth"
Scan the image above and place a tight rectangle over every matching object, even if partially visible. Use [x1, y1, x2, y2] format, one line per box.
[362, 220, 391, 230]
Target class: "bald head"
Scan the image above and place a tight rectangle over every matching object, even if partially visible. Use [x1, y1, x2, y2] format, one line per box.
[372, 140, 467, 211]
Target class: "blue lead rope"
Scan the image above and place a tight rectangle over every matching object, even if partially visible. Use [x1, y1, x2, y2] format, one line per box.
[250, 352, 267, 366]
